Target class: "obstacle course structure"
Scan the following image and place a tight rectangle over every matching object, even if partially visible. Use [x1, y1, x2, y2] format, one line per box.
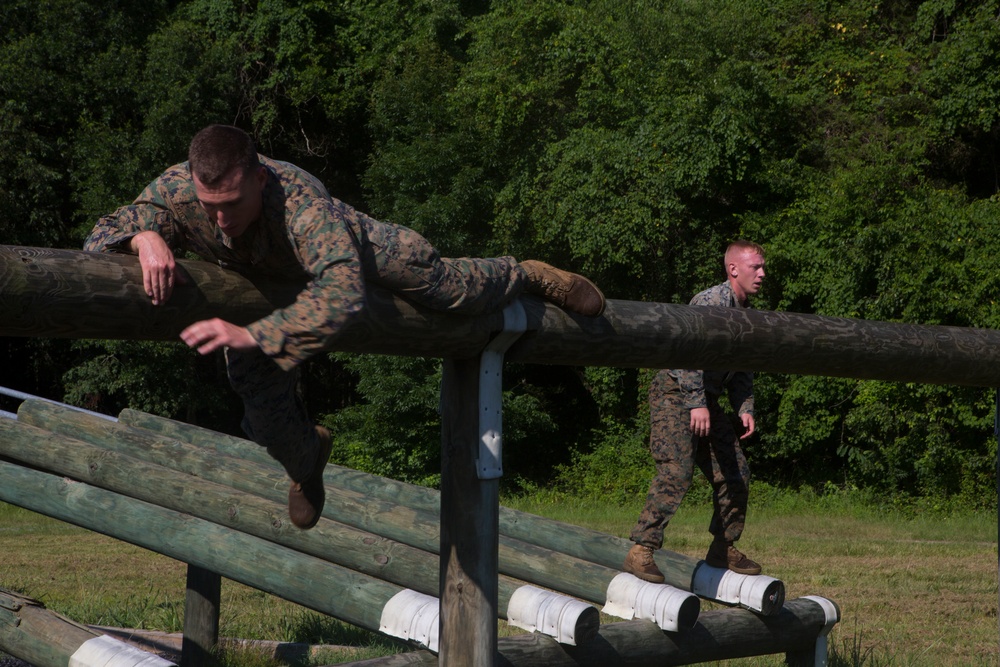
[4, 243, 996, 664]
[0, 399, 838, 666]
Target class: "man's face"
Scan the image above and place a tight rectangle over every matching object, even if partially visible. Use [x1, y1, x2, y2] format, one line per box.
[193, 165, 266, 238]
[728, 249, 766, 302]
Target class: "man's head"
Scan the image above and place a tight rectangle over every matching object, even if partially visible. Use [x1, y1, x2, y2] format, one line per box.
[188, 125, 266, 238]
[724, 240, 765, 304]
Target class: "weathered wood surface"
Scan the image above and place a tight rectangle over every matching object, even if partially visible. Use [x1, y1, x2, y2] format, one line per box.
[183, 565, 221, 667]
[0, 414, 599, 638]
[2, 245, 1000, 385]
[438, 357, 498, 665]
[18, 401, 645, 606]
[342, 596, 836, 667]
[0, 245, 497, 358]
[116, 406, 778, 612]
[0, 589, 124, 667]
[0, 459, 405, 635]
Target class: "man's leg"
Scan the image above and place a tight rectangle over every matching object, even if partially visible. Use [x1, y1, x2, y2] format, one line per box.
[625, 372, 695, 583]
[225, 347, 331, 529]
[364, 223, 521, 313]
[365, 223, 604, 316]
[698, 402, 759, 574]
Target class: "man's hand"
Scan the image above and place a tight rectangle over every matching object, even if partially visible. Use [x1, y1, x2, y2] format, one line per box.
[181, 318, 258, 355]
[131, 231, 179, 305]
[740, 413, 756, 439]
[689, 407, 710, 437]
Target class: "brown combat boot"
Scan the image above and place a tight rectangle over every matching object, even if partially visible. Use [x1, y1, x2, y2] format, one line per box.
[623, 544, 665, 583]
[287, 425, 333, 530]
[520, 260, 606, 317]
[704, 539, 762, 575]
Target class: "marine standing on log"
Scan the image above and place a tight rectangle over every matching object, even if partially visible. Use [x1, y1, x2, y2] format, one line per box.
[85, 124, 606, 530]
[624, 240, 765, 581]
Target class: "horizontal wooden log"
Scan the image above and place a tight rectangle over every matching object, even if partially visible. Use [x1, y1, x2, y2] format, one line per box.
[116, 408, 780, 617]
[17, 401, 626, 618]
[0, 589, 172, 667]
[344, 596, 837, 667]
[116, 407, 781, 615]
[0, 415, 600, 639]
[0, 459, 404, 636]
[0, 245, 498, 358]
[1, 245, 998, 385]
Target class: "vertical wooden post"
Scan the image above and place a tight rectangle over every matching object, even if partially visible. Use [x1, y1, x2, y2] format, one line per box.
[439, 356, 498, 666]
[994, 389, 999, 648]
[182, 564, 221, 667]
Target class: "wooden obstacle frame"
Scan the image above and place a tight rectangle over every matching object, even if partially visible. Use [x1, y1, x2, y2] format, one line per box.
[1, 245, 997, 665]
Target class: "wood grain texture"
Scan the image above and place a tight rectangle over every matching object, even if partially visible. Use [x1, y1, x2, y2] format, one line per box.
[116, 406, 774, 609]
[2, 246, 999, 385]
[0, 589, 106, 667]
[438, 357, 498, 665]
[13, 400, 603, 635]
[0, 460, 401, 634]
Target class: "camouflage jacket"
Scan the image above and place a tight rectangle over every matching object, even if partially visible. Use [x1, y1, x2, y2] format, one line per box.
[84, 156, 381, 371]
[668, 281, 754, 416]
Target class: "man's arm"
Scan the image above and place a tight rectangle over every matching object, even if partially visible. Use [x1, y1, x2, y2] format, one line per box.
[128, 231, 179, 306]
[180, 318, 257, 353]
[241, 198, 367, 370]
[673, 368, 709, 435]
[85, 172, 186, 305]
[729, 371, 755, 439]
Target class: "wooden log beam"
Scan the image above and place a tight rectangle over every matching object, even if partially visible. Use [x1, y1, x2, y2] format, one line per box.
[15, 401, 615, 622]
[0, 459, 410, 637]
[41, 403, 624, 612]
[0, 410, 600, 641]
[16, 401, 623, 612]
[0, 245, 497, 359]
[115, 406, 780, 615]
[0, 588, 175, 667]
[1, 245, 999, 386]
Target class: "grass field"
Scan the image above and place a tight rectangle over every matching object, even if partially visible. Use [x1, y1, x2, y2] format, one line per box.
[1, 486, 997, 666]
[510, 488, 999, 666]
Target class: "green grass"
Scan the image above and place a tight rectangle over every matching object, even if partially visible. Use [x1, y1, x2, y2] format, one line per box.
[1, 485, 997, 666]
[505, 485, 999, 667]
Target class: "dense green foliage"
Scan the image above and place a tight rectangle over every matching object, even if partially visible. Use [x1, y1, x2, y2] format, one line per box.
[1, 0, 998, 505]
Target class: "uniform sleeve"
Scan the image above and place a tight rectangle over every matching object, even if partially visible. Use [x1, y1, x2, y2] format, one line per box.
[671, 286, 723, 410]
[674, 368, 708, 410]
[83, 177, 183, 253]
[246, 198, 365, 370]
[728, 371, 754, 416]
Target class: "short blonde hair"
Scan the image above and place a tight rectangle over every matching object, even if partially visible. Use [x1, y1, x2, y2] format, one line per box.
[725, 239, 764, 266]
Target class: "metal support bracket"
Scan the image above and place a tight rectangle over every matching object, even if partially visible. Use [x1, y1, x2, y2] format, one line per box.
[801, 595, 840, 667]
[477, 300, 527, 479]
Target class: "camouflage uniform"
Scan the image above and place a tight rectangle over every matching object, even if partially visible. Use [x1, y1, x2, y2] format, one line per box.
[630, 281, 754, 550]
[85, 157, 526, 481]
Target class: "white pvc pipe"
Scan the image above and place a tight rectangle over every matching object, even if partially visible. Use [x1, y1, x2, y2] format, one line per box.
[506, 585, 596, 645]
[379, 589, 440, 653]
[602, 572, 700, 632]
[69, 635, 176, 667]
[691, 563, 783, 614]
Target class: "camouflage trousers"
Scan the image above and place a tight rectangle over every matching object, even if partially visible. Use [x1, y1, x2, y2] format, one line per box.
[360, 222, 526, 315]
[629, 370, 751, 550]
[228, 222, 527, 482]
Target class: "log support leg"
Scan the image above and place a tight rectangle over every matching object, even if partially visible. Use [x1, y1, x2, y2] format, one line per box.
[182, 564, 221, 667]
